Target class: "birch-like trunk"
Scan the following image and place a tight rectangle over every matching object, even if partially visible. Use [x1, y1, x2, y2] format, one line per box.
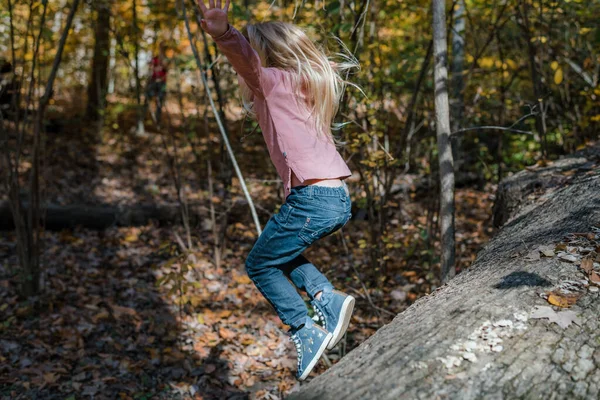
[432, 0, 456, 283]
[450, 0, 465, 172]
[132, 0, 144, 135]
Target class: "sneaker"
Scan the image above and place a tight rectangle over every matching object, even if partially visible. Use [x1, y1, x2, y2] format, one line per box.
[290, 317, 333, 381]
[311, 287, 355, 350]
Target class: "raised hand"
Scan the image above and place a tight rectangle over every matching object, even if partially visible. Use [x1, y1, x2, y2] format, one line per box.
[198, 0, 231, 37]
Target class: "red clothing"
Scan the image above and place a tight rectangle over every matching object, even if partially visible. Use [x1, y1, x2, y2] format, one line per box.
[151, 56, 167, 81]
[212, 25, 352, 198]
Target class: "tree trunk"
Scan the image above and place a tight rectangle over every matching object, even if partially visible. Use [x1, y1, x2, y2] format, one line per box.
[518, 0, 547, 157]
[450, 0, 465, 174]
[432, 0, 456, 283]
[86, 0, 111, 121]
[289, 143, 600, 400]
[8, 0, 81, 298]
[132, 0, 144, 135]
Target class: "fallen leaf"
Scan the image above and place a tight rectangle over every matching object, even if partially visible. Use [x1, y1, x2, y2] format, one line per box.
[546, 292, 580, 308]
[525, 250, 541, 261]
[390, 289, 407, 301]
[557, 252, 578, 263]
[234, 275, 252, 285]
[580, 258, 594, 274]
[219, 326, 236, 340]
[530, 306, 580, 329]
[43, 372, 59, 384]
[555, 243, 567, 252]
[204, 364, 217, 374]
[589, 271, 600, 286]
[539, 245, 555, 257]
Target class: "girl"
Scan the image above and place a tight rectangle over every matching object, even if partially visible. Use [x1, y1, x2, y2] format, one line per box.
[198, 0, 357, 381]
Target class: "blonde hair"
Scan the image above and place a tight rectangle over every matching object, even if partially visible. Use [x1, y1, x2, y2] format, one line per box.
[241, 21, 360, 143]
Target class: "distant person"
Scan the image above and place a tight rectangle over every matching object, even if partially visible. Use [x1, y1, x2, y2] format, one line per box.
[143, 42, 169, 127]
[199, 0, 359, 381]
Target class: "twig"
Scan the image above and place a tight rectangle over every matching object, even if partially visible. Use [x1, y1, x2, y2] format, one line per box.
[320, 351, 333, 367]
[207, 160, 221, 269]
[451, 126, 533, 136]
[173, 231, 189, 253]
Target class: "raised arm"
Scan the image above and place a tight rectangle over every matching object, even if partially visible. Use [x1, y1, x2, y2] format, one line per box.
[198, 0, 274, 99]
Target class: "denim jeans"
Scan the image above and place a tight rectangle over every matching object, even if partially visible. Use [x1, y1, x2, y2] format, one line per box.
[143, 81, 166, 124]
[245, 182, 352, 330]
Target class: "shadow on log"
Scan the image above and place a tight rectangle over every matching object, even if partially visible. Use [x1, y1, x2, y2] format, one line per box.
[290, 143, 600, 399]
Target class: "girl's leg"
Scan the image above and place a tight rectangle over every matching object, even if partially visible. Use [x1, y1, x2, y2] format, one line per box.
[245, 204, 311, 331]
[277, 254, 333, 300]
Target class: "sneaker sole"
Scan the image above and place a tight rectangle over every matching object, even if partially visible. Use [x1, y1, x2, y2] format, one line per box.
[327, 295, 355, 350]
[298, 332, 333, 381]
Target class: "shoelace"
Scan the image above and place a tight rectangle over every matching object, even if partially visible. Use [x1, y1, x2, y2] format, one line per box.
[290, 334, 302, 367]
[313, 304, 327, 330]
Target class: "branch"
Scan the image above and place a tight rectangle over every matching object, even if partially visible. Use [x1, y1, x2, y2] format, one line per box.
[40, 0, 80, 108]
[179, 0, 262, 235]
[451, 126, 533, 136]
[563, 57, 595, 87]
[452, 108, 538, 136]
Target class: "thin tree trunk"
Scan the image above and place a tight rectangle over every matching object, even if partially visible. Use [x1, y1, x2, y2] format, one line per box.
[398, 39, 432, 163]
[179, 0, 262, 235]
[86, 0, 111, 122]
[132, 0, 144, 135]
[9, 0, 81, 298]
[518, 0, 547, 157]
[432, 0, 456, 284]
[450, 0, 465, 174]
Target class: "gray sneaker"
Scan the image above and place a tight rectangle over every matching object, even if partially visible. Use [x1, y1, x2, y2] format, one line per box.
[311, 287, 355, 350]
[290, 317, 333, 381]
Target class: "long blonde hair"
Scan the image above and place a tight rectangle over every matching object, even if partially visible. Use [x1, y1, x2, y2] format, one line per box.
[241, 21, 360, 142]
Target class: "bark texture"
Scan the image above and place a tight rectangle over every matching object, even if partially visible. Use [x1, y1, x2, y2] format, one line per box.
[289, 144, 600, 400]
[493, 145, 600, 228]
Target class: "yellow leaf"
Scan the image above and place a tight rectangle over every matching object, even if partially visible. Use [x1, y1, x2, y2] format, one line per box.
[234, 275, 252, 285]
[547, 292, 578, 308]
[124, 234, 138, 243]
[550, 61, 558, 70]
[554, 68, 563, 85]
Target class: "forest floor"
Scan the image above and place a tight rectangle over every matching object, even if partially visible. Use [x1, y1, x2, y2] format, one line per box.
[0, 109, 495, 399]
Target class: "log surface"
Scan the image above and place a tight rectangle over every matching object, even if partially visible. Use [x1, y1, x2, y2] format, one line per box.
[290, 145, 600, 400]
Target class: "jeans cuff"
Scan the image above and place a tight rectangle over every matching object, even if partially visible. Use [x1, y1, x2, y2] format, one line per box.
[290, 315, 310, 331]
[309, 283, 334, 300]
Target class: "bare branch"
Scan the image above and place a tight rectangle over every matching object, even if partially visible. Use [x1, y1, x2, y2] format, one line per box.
[451, 126, 534, 136]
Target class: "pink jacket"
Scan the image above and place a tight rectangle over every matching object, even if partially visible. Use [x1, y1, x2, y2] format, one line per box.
[212, 25, 352, 197]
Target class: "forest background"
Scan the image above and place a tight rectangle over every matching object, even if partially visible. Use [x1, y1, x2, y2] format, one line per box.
[0, 0, 599, 398]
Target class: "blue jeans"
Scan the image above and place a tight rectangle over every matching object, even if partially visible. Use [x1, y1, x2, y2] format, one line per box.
[246, 183, 352, 330]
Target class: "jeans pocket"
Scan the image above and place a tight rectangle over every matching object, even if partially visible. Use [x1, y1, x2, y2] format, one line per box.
[298, 216, 341, 245]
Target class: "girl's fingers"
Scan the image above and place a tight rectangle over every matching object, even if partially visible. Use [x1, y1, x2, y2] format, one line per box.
[224, 0, 231, 12]
[216, 0, 221, 8]
[208, 0, 215, 8]
[197, 0, 207, 13]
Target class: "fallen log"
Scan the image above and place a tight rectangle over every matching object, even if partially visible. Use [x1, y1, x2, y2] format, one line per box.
[0, 201, 192, 231]
[493, 144, 600, 228]
[290, 144, 600, 399]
